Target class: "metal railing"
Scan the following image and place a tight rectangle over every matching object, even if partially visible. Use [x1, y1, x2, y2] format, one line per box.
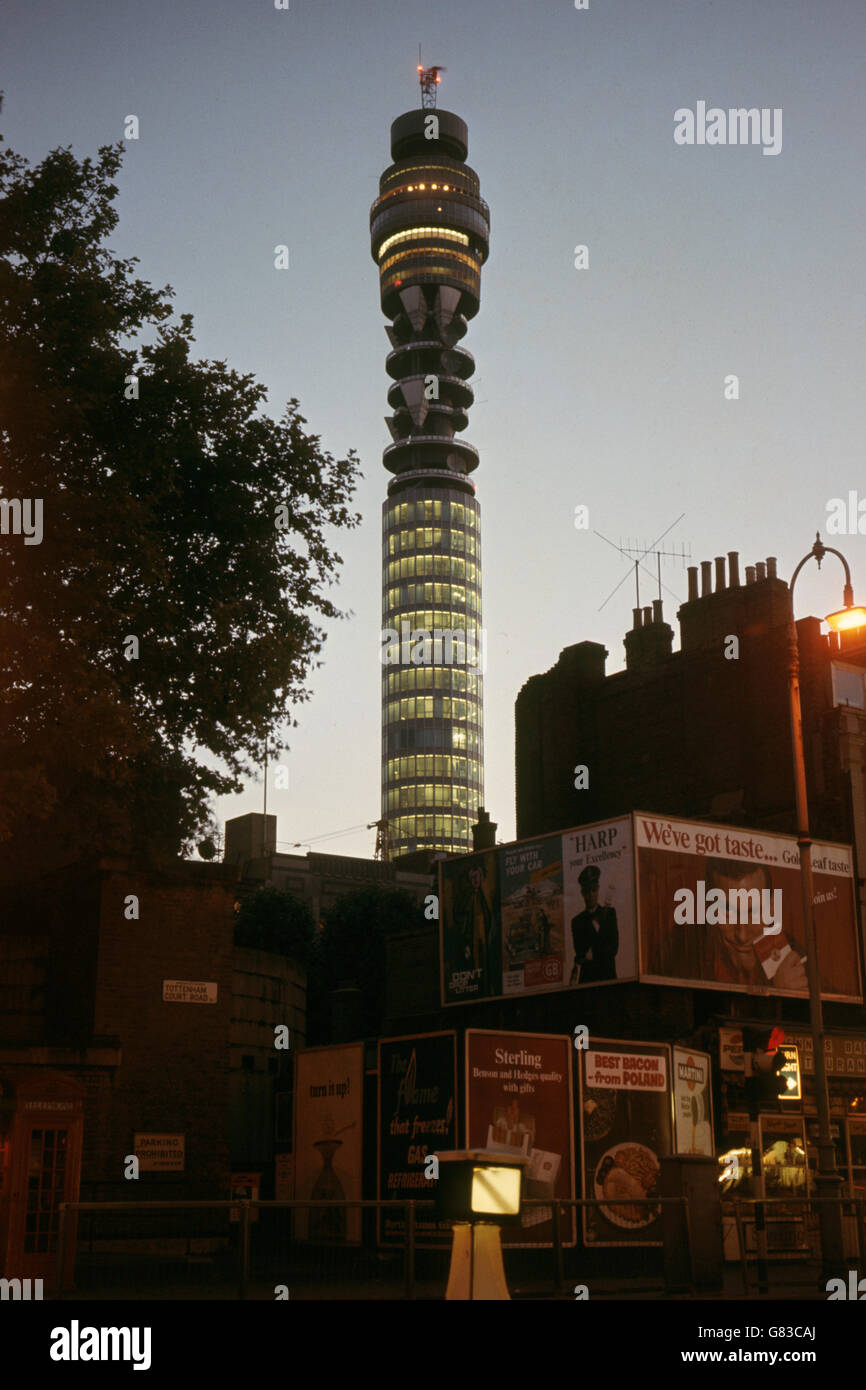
[721, 1196, 866, 1295]
[54, 1193, 864, 1299]
[55, 1196, 691, 1300]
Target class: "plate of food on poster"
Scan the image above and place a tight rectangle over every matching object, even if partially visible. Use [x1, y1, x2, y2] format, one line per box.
[593, 1142, 661, 1228]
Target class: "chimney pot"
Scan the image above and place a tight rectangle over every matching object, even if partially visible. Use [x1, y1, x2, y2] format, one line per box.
[652, 598, 663, 625]
[700, 560, 713, 596]
[728, 551, 740, 587]
[715, 556, 726, 591]
[766, 556, 777, 579]
[642, 605, 652, 627]
[632, 607, 643, 629]
[687, 566, 699, 600]
[745, 566, 756, 585]
[756, 561, 766, 581]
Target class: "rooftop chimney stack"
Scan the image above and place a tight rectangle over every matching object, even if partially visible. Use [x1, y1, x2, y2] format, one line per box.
[687, 566, 699, 600]
[472, 806, 498, 852]
[756, 561, 766, 581]
[745, 565, 756, 585]
[701, 560, 713, 596]
[766, 556, 777, 579]
[728, 551, 740, 587]
[714, 556, 726, 591]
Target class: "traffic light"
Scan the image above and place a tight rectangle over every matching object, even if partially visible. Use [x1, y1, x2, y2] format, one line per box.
[743, 1026, 787, 1110]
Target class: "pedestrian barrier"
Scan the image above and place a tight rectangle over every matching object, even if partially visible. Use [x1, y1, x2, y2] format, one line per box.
[52, 1194, 865, 1299]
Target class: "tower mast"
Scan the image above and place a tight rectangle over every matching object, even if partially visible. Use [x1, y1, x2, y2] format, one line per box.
[370, 68, 490, 858]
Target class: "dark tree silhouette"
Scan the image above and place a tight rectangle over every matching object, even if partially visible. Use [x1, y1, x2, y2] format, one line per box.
[307, 886, 420, 1043]
[234, 885, 316, 964]
[0, 140, 361, 880]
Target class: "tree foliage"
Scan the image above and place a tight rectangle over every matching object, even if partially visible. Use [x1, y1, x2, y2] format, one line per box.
[234, 885, 316, 964]
[0, 141, 360, 879]
[307, 885, 420, 1042]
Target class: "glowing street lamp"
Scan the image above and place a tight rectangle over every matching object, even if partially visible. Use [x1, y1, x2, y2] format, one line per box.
[786, 532, 861, 1279]
[434, 1150, 527, 1299]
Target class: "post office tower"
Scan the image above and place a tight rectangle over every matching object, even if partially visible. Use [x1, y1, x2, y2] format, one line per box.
[371, 90, 490, 859]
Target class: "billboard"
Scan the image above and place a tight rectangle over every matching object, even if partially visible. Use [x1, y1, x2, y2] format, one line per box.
[294, 1043, 364, 1244]
[577, 1038, 672, 1246]
[441, 847, 501, 1002]
[672, 1047, 714, 1156]
[440, 816, 636, 1004]
[378, 1032, 457, 1247]
[562, 818, 636, 986]
[635, 811, 862, 1001]
[465, 1029, 575, 1247]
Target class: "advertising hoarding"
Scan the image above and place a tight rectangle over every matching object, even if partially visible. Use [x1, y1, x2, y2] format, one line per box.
[378, 1032, 457, 1247]
[635, 812, 862, 1001]
[577, 1038, 672, 1246]
[672, 1047, 714, 1156]
[294, 1043, 364, 1244]
[465, 1030, 575, 1247]
[562, 817, 636, 986]
[440, 816, 636, 1004]
[441, 847, 500, 1002]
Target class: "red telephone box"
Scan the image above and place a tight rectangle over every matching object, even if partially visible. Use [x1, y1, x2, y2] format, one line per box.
[0, 1068, 84, 1291]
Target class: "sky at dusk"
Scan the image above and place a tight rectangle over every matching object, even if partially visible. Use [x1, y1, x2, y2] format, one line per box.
[4, 0, 865, 857]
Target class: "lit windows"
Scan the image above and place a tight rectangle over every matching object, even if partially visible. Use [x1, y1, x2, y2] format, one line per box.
[378, 226, 470, 260]
[380, 246, 480, 275]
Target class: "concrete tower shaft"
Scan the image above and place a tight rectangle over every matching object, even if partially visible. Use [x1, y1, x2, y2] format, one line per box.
[372, 105, 488, 859]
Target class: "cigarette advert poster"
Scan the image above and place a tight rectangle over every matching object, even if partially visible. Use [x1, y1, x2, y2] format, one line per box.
[378, 1032, 457, 1248]
[466, 1029, 575, 1248]
[578, 1038, 672, 1247]
[635, 812, 861, 1002]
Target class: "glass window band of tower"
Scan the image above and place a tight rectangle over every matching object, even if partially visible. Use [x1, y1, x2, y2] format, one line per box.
[381, 482, 483, 855]
[386, 555, 479, 583]
[379, 160, 481, 197]
[378, 226, 470, 260]
[385, 667, 482, 695]
[371, 200, 489, 253]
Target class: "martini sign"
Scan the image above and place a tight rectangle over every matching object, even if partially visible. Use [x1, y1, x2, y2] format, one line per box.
[673, 1046, 714, 1156]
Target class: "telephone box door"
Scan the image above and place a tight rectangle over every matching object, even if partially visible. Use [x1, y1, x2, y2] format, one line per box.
[0, 1069, 84, 1290]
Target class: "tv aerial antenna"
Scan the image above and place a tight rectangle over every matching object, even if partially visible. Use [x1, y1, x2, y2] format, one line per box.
[418, 47, 446, 108]
[595, 513, 691, 612]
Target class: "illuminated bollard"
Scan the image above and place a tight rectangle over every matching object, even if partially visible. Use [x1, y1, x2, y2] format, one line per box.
[434, 1150, 527, 1301]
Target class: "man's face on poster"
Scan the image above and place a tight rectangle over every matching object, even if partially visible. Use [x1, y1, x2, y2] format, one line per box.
[711, 867, 767, 976]
[581, 884, 599, 910]
[468, 866, 484, 891]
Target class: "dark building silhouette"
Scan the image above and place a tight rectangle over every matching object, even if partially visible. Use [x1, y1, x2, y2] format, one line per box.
[516, 552, 866, 908]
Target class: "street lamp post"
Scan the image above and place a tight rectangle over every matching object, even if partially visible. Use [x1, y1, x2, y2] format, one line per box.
[786, 533, 866, 1281]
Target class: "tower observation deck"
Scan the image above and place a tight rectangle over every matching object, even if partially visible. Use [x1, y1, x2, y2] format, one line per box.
[371, 84, 489, 858]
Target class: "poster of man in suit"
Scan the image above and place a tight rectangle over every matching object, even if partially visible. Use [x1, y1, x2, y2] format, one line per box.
[562, 817, 637, 986]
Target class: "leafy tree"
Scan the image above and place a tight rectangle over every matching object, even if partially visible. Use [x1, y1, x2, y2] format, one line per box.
[307, 885, 420, 1042]
[0, 140, 360, 881]
[234, 885, 316, 964]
